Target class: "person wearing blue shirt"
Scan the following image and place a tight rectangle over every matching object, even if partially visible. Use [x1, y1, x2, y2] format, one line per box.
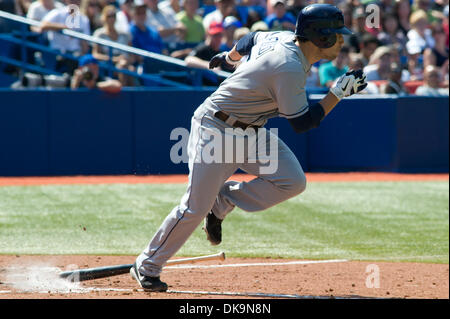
[319, 46, 350, 88]
[264, 0, 296, 32]
[129, 3, 165, 54]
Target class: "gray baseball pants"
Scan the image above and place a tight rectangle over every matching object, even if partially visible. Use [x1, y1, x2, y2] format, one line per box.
[136, 103, 307, 277]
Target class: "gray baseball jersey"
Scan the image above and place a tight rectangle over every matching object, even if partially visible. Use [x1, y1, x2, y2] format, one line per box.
[135, 31, 309, 278]
[205, 31, 311, 126]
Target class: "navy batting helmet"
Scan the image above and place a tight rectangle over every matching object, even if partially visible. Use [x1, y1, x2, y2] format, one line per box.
[295, 4, 353, 49]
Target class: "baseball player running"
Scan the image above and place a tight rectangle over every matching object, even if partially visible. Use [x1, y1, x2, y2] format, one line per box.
[130, 4, 368, 291]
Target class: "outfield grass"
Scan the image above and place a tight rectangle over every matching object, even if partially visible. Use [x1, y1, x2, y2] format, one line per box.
[0, 181, 448, 263]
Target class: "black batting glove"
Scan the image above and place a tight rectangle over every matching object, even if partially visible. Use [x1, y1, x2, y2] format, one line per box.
[209, 52, 226, 69]
[209, 52, 240, 70]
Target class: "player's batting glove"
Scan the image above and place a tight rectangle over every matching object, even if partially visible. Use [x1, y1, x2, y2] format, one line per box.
[209, 52, 240, 69]
[330, 69, 367, 100]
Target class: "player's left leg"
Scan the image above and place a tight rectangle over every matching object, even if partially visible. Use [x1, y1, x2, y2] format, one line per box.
[211, 127, 307, 220]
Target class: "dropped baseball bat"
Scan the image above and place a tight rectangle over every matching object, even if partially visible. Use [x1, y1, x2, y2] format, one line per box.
[59, 251, 225, 282]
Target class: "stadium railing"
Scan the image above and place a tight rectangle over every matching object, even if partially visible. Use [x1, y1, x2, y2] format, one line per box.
[0, 10, 231, 88]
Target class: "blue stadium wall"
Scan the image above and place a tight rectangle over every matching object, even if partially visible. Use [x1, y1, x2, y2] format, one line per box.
[0, 88, 448, 176]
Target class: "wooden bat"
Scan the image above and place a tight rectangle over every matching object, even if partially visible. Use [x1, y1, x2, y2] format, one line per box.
[59, 251, 225, 282]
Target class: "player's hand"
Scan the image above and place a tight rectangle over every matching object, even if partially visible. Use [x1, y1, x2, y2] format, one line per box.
[330, 69, 367, 100]
[209, 52, 239, 70]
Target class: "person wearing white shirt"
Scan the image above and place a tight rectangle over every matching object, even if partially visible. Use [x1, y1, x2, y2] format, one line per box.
[115, 0, 134, 34]
[406, 9, 435, 54]
[202, 0, 236, 31]
[415, 65, 449, 96]
[39, 0, 90, 73]
[40, 0, 90, 54]
[144, 0, 186, 49]
[158, 0, 182, 15]
[27, 0, 64, 21]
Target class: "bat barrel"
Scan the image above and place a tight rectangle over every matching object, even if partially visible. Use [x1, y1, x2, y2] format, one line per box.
[59, 264, 133, 282]
[59, 252, 226, 282]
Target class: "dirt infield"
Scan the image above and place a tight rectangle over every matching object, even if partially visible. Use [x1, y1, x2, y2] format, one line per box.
[0, 172, 448, 186]
[0, 173, 448, 299]
[0, 255, 448, 299]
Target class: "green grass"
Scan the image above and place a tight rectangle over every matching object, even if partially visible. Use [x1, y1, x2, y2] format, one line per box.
[0, 181, 448, 263]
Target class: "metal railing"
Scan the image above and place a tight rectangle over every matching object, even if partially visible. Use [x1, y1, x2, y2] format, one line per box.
[0, 10, 231, 88]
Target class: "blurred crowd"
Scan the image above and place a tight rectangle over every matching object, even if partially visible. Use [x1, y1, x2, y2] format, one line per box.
[0, 0, 448, 95]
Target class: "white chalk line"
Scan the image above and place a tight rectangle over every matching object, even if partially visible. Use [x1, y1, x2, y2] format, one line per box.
[0, 259, 349, 297]
[164, 258, 348, 269]
[0, 288, 377, 299]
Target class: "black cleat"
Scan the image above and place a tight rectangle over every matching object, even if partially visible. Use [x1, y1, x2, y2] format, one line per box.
[203, 211, 223, 246]
[130, 263, 168, 292]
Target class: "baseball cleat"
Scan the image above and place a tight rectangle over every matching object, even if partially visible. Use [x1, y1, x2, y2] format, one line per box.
[203, 211, 223, 246]
[130, 263, 168, 292]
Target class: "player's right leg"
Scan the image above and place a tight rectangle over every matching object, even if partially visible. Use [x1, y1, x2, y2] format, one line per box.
[133, 112, 239, 287]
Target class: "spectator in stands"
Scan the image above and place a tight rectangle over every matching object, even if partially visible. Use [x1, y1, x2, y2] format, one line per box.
[318, 45, 350, 88]
[264, 0, 296, 31]
[159, 0, 182, 14]
[185, 21, 224, 70]
[27, 0, 63, 21]
[250, 20, 268, 32]
[338, 1, 353, 30]
[406, 10, 435, 53]
[377, 13, 407, 48]
[240, 0, 266, 6]
[70, 54, 122, 92]
[115, 0, 134, 34]
[244, 8, 263, 30]
[378, 0, 396, 15]
[412, 0, 442, 24]
[176, 0, 205, 45]
[39, 0, 91, 73]
[423, 23, 449, 76]
[394, 0, 411, 36]
[169, 0, 204, 59]
[356, 34, 380, 67]
[349, 53, 380, 94]
[406, 42, 424, 81]
[381, 62, 408, 95]
[144, 0, 186, 51]
[286, 0, 307, 19]
[387, 43, 410, 81]
[233, 25, 249, 41]
[364, 46, 392, 81]
[443, 59, 449, 88]
[305, 64, 320, 88]
[16, 0, 32, 16]
[130, 2, 166, 54]
[347, 6, 367, 53]
[415, 65, 449, 96]
[220, 15, 241, 51]
[348, 53, 365, 72]
[92, 5, 135, 86]
[80, 0, 103, 33]
[203, 0, 236, 31]
[443, 5, 449, 48]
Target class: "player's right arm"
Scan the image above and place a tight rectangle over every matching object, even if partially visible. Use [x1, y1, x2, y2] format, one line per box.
[209, 31, 259, 69]
[287, 70, 367, 134]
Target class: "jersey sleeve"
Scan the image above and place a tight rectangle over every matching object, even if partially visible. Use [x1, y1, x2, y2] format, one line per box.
[271, 70, 309, 119]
